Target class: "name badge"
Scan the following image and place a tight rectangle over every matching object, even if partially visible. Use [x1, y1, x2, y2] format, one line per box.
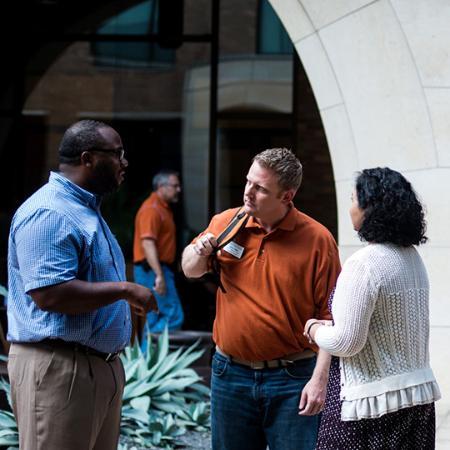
[222, 241, 245, 259]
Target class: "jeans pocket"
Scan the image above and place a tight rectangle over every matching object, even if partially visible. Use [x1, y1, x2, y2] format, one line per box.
[283, 359, 315, 380]
[212, 354, 229, 378]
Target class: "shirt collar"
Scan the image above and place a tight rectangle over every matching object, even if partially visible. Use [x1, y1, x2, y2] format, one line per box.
[49, 171, 102, 209]
[245, 204, 296, 232]
[150, 191, 169, 209]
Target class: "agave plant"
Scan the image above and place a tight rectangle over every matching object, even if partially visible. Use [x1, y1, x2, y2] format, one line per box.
[0, 326, 211, 449]
[0, 378, 19, 450]
[175, 401, 210, 430]
[119, 327, 210, 448]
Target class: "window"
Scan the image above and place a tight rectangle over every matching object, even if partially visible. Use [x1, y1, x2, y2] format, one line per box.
[257, 0, 293, 55]
[92, 0, 175, 68]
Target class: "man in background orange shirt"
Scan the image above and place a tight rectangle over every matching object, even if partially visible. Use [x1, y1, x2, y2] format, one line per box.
[182, 148, 340, 450]
[133, 170, 184, 346]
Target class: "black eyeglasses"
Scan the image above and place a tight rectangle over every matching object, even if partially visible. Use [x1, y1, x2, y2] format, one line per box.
[90, 147, 125, 160]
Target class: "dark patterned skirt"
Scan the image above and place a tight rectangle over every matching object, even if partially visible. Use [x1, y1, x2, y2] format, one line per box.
[316, 357, 436, 450]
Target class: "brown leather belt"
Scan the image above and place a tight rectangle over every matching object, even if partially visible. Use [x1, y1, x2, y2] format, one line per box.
[216, 346, 315, 370]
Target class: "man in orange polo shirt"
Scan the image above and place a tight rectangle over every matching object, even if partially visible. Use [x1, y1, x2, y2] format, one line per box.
[133, 170, 184, 345]
[182, 148, 340, 450]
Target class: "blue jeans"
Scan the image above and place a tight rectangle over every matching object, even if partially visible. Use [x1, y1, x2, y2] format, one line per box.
[211, 352, 319, 450]
[133, 264, 184, 350]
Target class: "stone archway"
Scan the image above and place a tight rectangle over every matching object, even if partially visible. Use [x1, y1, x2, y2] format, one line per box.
[269, 0, 450, 428]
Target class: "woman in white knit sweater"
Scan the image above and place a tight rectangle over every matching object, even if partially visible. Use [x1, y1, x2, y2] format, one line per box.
[305, 167, 441, 449]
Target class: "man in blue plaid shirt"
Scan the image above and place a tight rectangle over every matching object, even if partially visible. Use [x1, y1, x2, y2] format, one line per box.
[7, 120, 157, 450]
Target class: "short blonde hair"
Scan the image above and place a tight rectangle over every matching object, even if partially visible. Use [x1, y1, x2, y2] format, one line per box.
[253, 148, 303, 191]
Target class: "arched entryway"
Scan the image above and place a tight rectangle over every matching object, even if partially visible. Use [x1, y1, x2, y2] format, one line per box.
[269, 0, 450, 426]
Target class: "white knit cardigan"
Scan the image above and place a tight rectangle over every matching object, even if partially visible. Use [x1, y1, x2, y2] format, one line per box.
[315, 243, 441, 421]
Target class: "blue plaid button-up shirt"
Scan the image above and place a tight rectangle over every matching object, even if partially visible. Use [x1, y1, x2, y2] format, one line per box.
[7, 172, 131, 353]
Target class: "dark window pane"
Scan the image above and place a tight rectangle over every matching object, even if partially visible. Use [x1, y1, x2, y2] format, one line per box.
[258, 0, 293, 55]
[91, 0, 175, 68]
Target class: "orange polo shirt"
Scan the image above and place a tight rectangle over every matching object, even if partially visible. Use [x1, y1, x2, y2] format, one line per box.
[195, 206, 341, 361]
[133, 192, 176, 265]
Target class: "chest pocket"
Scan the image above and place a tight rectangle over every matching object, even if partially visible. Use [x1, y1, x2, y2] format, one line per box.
[88, 226, 122, 281]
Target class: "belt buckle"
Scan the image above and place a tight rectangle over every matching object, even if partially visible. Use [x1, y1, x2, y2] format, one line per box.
[250, 361, 265, 370]
[280, 359, 294, 366]
[267, 359, 285, 369]
[105, 352, 116, 362]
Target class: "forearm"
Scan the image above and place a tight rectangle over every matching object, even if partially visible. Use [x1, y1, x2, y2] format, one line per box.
[181, 244, 210, 278]
[142, 239, 163, 276]
[311, 347, 331, 383]
[29, 279, 132, 314]
[298, 347, 331, 416]
[313, 258, 376, 356]
[314, 324, 363, 357]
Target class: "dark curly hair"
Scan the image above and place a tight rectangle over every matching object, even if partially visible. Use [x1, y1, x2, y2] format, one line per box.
[356, 167, 427, 246]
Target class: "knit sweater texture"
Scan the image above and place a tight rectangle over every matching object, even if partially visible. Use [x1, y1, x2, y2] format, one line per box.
[315, 243, 441, 420]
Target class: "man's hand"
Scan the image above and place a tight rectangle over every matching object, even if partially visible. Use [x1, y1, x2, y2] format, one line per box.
[154, 274, 167, 296]
[298, 347, 331, 416]
[124, 282, 158, 316]
[193, 233, 218, 257]
[298, 372, 328, 416]
[182, 233, 218, 278]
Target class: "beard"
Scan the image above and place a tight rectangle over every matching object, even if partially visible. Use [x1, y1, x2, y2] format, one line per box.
[90, 160, 121, 195]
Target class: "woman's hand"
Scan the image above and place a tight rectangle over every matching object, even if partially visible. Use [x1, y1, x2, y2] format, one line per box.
[304, 319, 332, 343]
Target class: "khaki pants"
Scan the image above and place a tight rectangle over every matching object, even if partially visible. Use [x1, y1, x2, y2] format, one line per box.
[8, 342, 125, 450]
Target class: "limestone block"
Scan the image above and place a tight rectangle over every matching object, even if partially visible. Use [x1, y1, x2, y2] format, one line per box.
[294, 33, 342, 110]
[301, 0, 375, 29]
[418, 245, 450, 327]
[424, 88, 450, 167]
[319, 0, 436, 170]
[268, 0, 314, 43]
[335, 179, 362, 247]
[320, 104, 359, 182]
[391, 0, 450, 87]
[406, 168, 450, 247]
[430, 327, 450, 432]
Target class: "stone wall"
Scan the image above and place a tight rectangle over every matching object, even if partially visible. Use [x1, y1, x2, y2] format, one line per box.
[270, 0, 450, 436]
